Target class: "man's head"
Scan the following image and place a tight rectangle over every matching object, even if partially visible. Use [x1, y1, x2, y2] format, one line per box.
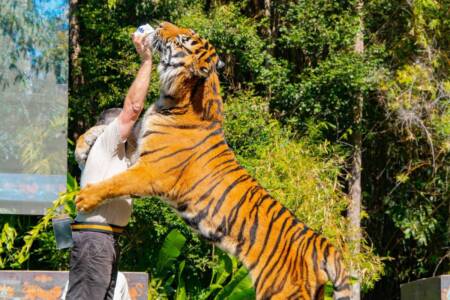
[75, 108, 141, 170]
[96, 108, 123, 126]
[95, 107, 141, 147]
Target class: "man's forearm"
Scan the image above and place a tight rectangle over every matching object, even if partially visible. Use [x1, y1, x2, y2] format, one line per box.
[124, 60, 152, 119]
[119, 59, 152, 139]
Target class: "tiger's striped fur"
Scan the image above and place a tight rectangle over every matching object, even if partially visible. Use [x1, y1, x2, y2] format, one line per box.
[76, 21, 352, 300]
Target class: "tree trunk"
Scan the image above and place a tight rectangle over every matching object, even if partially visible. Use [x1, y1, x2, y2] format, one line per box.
[263, 0, 273, 101]
[263, 0, 271, 38]
[349, 1, 364, 299]
[349, 120, 362, 300]
[69, 0, 83, 88]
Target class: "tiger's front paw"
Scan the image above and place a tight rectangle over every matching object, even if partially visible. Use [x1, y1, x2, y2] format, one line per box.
[75, 125, 107, 170]
[75, 185, 104, 212]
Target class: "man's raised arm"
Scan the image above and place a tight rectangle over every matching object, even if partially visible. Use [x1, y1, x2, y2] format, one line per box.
[118, 33, 152, 140]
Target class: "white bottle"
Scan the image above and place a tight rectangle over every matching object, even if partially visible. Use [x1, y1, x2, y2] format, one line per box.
[134, 24, 155, 47]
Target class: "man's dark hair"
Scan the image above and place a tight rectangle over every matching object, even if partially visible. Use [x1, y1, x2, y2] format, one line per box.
[96, 108, 122, 125]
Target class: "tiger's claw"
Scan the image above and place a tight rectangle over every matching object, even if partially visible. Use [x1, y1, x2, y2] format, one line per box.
[75, 185, 103, 212]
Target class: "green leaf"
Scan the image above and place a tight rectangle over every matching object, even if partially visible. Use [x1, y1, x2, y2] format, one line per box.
[212, 250, 233, 286]
[67, 173, 79, 192]
[176, 260, 187, 300]
[107, 0, 117, 9]
[214, 266, 255, 300]
[157, 229, 187, 274]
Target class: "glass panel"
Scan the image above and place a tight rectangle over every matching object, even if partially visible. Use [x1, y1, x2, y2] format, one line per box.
[0, 0, 68, 214]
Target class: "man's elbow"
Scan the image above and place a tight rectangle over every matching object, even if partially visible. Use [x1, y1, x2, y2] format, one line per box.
[119, 107, 141, 127]
[131, 102, 143, 115]
[124, 101, 143, 120]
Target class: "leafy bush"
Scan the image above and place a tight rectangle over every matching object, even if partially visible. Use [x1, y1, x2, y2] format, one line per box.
[271, 52, 381, 136]
[224, 92, 384, 289]
[278, 0, 357, 64]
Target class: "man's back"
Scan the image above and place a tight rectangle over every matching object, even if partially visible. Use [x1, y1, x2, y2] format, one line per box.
[76, 117, 132, 227]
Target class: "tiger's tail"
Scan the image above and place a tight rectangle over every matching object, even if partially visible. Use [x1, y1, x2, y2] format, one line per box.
[324, 247, 352, 300]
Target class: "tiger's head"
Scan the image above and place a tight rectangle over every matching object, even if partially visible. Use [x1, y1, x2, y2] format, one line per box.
[151, 22, 224, 105]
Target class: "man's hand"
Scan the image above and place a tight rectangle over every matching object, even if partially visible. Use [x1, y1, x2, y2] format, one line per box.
[132, 32, 152, 62]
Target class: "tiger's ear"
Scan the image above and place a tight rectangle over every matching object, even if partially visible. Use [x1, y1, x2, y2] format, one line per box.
[217, 59, 225, 70]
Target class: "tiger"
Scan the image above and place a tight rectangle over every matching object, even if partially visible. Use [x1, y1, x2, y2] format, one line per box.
[75, 21, 352, 300]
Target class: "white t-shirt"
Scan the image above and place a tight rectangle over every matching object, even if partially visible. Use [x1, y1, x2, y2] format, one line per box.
[75, 118, 132, 227]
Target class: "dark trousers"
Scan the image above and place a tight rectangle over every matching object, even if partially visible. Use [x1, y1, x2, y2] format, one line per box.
[66, 231, 120, 300]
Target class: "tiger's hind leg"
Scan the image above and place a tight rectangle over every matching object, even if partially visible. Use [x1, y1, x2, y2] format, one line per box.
[75, 162, 159, 212]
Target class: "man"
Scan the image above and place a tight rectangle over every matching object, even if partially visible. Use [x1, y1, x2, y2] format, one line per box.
[66, 32, 152, 300]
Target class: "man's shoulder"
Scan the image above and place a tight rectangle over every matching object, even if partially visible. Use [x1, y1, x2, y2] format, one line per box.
[91, 117, 127, 154]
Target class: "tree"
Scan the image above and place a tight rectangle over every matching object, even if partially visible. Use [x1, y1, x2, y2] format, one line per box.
[349, 0, 364, 299]
[70, 0, 83, 89]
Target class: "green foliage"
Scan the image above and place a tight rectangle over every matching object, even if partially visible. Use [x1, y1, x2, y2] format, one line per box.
[278, 0, 358, 64]
[146, 230, 255, 300]
[177, 4, 274, 93]
[0, 223, 17, 269]
[224, 93, 384, 289]
[157, 229, 187, 276]
[197, 249, 255, 300]
[119, 197, 213, 297]
[149, 228, 187, 297]
[213, 265, 254, 300]
[271, 52, 381, 136]
[223, 91, 276, 157]
[362, 0, 449, 296]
